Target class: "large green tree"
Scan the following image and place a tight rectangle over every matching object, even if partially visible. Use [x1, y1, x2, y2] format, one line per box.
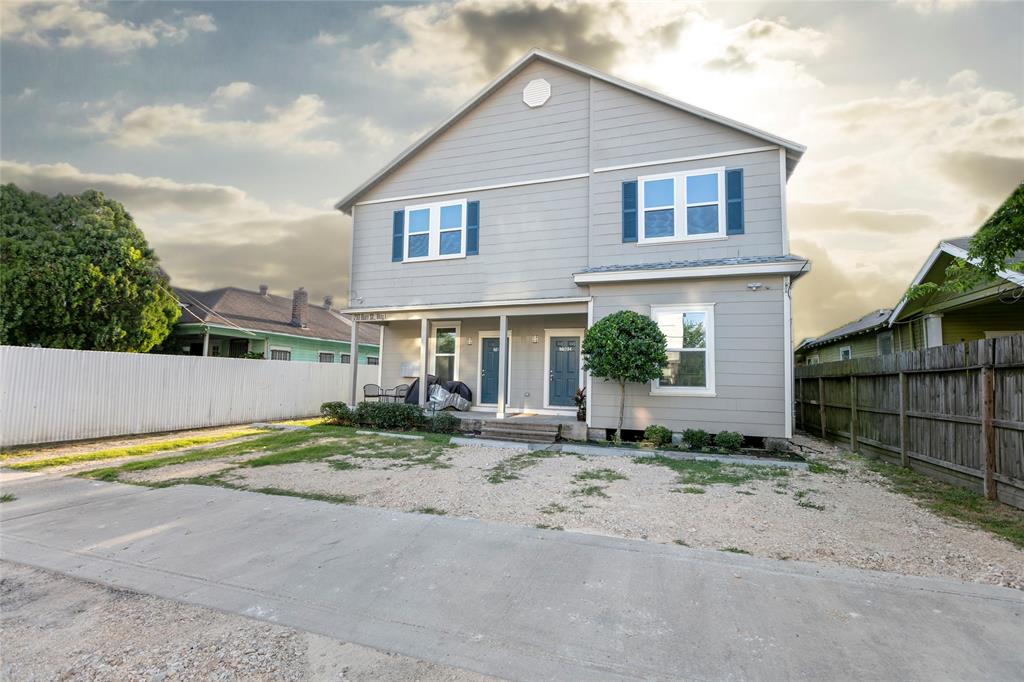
[582, 310, 668, 440]
[0, 184, 180, 351]
[907, 183, 1024, 300]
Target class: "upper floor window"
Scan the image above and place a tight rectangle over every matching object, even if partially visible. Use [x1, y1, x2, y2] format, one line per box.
[638, 167, 725, 243]
[404, 199, 466, 262]
[650, 304, 716, 396]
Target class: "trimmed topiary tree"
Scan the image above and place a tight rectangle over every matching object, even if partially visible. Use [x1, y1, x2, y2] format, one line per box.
[582, 310, 668, 440]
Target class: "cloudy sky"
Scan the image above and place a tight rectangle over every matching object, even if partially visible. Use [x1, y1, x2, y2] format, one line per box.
[2, 0, 1021, 342]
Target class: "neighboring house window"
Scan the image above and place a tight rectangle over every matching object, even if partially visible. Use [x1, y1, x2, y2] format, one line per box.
[270, 348, 291, 361]
[431, 324, 459, 382]
[651, 305, 715, 396]
[404, 199, 466, 262]
[839, 346, 852, 361]
[319, 352, 335, 363]
[877, 332, 894, 356]
[229, 339, 249, 358]
[638, 168, 725, 243]
[210, 343, 221, 357]
[367, 356, 379, 365]
[340, 353, 351, 363]
[808, 355, 820, 365]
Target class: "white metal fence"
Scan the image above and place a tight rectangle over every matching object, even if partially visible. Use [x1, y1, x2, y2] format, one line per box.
[0, 345, 381, 447]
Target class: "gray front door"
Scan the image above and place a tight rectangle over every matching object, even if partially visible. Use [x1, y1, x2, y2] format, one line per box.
[549, 337, 579, 407]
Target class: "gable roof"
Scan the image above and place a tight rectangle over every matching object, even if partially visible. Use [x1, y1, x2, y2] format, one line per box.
[173, 286, 380, 346]
[335, 48, 806, 214]
[888, 237, 1024, 322]
[796, 308, 892, 353]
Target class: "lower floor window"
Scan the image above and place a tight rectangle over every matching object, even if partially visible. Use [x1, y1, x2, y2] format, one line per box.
[839, 346, 853, 361]
[319, 352, 335, 363]
[432, 325, 458, 382]
[651, 304, 715, 395]
[270, 348, 291, 361]
[367, 356, 379, 365]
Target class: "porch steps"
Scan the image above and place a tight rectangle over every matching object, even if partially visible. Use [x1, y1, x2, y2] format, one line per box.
[479, 421, 560, 444]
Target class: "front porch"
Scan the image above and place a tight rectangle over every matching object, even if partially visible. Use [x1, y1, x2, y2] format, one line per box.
[345, 299, 590, 424]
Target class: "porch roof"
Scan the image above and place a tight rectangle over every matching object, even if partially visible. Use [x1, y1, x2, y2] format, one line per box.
[573, 254, 809, 283]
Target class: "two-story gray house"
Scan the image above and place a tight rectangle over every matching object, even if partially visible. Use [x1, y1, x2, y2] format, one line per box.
[337, 49, 809, 440]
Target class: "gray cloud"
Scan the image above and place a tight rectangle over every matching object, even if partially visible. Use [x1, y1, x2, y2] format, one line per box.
[789, 200, 937, 235]
[0, 160, 253, 213]
[156, 213, 352, 305]
[934, 151, 1024, 202]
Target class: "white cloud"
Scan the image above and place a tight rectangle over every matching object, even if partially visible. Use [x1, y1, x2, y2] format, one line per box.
[896, 0, 977, 15]
[210, 81, 256, 105]
[313, 31, 348, 46]
[1, 1, 217, 52]
[89, 93, 340, 155]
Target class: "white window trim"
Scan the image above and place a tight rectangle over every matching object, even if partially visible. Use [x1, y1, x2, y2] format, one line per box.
[318, 350, 336, 363]
[876, 331, 894, 355]
[839, 345, 853, 361]
[650, 304, 716, 397]
[269, 345, 292, 361]
[808, 355, 820, 365]
[403, 198, 467, 263]
[637, 167, 726, 244]
[542, 328, 585, 410]
[429, 321, 461, 381]
[477, 330, 513, 407]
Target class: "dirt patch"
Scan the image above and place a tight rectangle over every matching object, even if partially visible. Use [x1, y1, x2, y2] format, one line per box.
[0, 561, 492, 681]
[125, 437, 1024, 589]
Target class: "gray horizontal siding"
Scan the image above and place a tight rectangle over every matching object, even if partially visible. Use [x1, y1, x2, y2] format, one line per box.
[588, 277, 786, 437]
[588, 150, 784, 267]
[351, 178, 589, 307]
[360, 61, 590, 203]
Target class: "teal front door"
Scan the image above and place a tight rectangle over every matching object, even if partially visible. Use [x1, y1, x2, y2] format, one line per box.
[480, 337, 508, 404]
[548, 336, 579, 407]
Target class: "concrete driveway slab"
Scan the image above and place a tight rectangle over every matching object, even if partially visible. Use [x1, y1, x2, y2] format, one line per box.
[1, 475, 1022, 681]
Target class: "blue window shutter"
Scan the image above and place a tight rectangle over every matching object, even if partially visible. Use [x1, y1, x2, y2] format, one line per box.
[622, 180, 638, 243]
[726, 168, 744, 235]
[391, 210, 404, 262]
[466, 201, 480, 255]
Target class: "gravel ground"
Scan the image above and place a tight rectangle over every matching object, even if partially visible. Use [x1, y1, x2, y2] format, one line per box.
[126, 434, 1024, 590]
[0, 562, 493, 681]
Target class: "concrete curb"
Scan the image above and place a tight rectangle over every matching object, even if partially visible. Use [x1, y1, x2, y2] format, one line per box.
[356, 430, 425, 441]
[449, 437, 807, 470]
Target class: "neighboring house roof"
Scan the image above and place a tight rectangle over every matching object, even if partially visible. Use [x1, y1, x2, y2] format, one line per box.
[573, 254, 809, 284]
[796, 308, 892, 353]
[173, 287, 380, 346]
[335, 48, 806, 214]
[889, 237, 1024, 323]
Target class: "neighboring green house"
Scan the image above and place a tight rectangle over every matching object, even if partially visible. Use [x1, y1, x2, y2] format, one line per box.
[795, 236, 1022, 365]
[794, 309, 892, 366]
[169, 285, 380, 364]
[888, 237, 1023, 351]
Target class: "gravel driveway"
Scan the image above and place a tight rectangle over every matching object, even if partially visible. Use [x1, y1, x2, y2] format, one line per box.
[0, 562, 492, 681]
[119, 433, 1024, 589]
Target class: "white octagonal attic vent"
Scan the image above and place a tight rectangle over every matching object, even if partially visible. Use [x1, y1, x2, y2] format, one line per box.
[522, 78, 551, 108]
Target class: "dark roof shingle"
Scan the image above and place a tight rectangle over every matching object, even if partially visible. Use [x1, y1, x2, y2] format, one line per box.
[798, 308, 892, 351]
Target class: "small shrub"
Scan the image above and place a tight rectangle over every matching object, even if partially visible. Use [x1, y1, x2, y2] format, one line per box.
[428, 412, 461, 434]
[320, 401, 355, 426]
[682, 429, 710, 449]
[353, 401, 425, 431]
[643, 425, 673, 448]
[713, 431, 744, 452]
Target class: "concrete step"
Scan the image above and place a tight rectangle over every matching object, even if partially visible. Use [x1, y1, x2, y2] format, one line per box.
[480, 423, 559, 444]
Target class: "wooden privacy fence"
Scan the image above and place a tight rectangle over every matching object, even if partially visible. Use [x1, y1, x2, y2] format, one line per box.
[794, 335, 1024, 509]
[0, 345, 381, 447]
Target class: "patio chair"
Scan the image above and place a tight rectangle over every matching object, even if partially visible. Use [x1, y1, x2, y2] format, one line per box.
[392, 384, 410, 403]
[363, 384, 383, 401]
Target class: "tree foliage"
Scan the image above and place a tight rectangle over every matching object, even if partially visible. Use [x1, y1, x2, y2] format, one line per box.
[0, 184, 180, 352]
[581, 310, 668, 439]
[906, 183, 1024, 301]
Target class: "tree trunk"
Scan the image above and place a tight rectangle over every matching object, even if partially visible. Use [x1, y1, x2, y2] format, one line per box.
[617, 379, 626, 441]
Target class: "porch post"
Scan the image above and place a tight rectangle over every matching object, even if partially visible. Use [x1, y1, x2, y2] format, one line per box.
[497, 314, 508, 419]
[419, 318, 429, 406]
[202, 329, 210, 356]
[349, 318, 360, 406]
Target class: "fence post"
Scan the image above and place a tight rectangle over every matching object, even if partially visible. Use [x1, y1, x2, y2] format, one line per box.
[849, 375, 858, 452]
[898, 371, 909, 468]
[981, 364, 996, 501]
[818, 377, 827, 439]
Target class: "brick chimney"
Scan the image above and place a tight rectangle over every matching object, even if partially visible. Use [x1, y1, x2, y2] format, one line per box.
[322, 295, 334, 309]
[291, 287, 309, 327]
[259, 284, 269, 296]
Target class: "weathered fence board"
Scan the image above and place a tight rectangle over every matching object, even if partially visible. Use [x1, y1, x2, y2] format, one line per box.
[795, 335, 1024, 509]
[0, 345, 381, 447]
